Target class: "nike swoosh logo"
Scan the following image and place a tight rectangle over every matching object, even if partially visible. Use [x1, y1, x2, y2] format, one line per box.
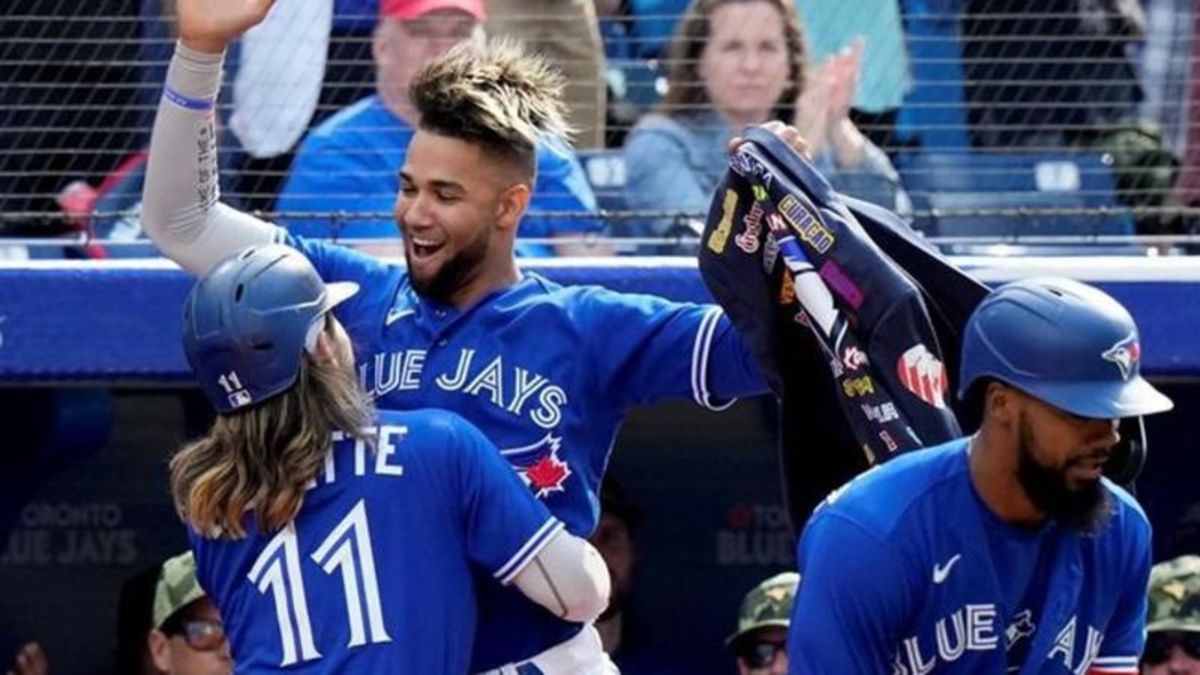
[932, 554, 962, 584]
[386, 308, 415, 325]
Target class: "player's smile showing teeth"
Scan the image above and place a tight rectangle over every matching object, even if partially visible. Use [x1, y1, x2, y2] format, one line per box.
[409, 236, 445, 259]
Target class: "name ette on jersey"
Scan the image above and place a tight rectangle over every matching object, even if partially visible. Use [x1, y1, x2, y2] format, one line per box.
[304, 426, 408, 490]
[893, 605, 1105, 675]
[358, 349, 567, 429]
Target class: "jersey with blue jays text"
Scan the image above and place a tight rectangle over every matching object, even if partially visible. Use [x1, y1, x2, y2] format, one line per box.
[188, 408, 562, 674]
[787, 438, 1151, 675]
[285, 233, 768, 669]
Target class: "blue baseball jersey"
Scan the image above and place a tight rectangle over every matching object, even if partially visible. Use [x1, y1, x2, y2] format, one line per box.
[283, 234, 768, 669]
[189, 408, 562, 674]
[787, 438, 1151, 675]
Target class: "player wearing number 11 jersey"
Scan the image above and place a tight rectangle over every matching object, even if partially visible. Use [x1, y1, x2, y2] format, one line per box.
[172, 245, 610, 673]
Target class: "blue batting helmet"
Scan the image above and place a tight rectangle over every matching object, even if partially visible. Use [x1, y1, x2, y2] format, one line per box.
[182, 245, 359, 413]
[958, 277, 1173, 419]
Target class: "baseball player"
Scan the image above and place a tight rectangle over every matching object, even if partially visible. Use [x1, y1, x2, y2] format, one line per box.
[786, 278, 1174, 674]
[1141, 555, 1200, 674]
[143, 1, 772, 670]
[173, 244, 610, 673]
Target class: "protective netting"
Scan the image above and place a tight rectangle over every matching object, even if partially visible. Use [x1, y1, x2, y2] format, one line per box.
[1, 0, 1198, 255]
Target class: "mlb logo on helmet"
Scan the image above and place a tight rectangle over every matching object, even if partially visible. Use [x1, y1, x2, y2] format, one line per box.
[1102, 333, 1141, 381]
[500, 434, 572, 499]
[227, 390, 253, 408]
[897, 344, 948, 409]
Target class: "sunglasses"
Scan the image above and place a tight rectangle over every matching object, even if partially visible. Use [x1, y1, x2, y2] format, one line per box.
[1142, 631, 1200, 665]
[739, 640, 787, 669]
[166, 619, 227, 652]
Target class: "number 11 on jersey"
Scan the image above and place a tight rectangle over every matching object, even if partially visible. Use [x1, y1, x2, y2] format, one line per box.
[248, 500, 391, 667]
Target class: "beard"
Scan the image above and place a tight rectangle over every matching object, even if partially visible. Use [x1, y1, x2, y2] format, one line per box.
[1016, 415, 1112, 533]
[406, 225, 491, 302]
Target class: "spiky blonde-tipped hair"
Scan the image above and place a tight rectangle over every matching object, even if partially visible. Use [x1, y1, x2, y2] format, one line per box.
[409, 38, 573, 180]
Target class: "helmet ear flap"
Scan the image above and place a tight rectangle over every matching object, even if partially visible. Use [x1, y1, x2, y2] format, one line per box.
[1103, 416, 1147, 492]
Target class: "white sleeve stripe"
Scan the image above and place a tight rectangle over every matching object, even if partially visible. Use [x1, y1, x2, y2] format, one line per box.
[494, 518, 564, 585]
[691, 306, 737, 412]
[1092, 656, 1139, 665]
[689, 306, 714, 407]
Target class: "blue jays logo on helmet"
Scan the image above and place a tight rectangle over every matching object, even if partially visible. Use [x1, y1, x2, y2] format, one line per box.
[500, 434, 572, 499]
[1102, 333, 1141, 381]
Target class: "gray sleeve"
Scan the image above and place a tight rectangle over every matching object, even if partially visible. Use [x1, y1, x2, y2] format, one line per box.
[511, 529, 611, 623]
[141, 43, 282, 276]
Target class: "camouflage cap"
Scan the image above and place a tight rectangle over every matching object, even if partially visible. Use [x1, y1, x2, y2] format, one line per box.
[1147, 555, 1200, 633]
[152, 551, 207, 630]
[725, 572, 800, 650]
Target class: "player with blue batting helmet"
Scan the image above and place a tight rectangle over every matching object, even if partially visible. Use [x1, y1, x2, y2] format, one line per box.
[182, 244, 359, 413]
[958, 277, 1173, 419]
[174, 243, 609, 673]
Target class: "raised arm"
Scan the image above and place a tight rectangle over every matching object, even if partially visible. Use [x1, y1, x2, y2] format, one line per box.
[141, 0, 281, 275]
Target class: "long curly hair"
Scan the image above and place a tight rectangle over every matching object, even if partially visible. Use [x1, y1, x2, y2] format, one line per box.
[170, 352, 374, 539]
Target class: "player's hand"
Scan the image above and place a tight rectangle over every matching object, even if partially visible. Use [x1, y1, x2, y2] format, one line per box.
[729, 120, 812, 160]
[177, 0, 276, 54]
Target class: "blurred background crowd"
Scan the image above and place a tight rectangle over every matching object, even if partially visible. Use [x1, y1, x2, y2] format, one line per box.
[4, 0, 1200, 259]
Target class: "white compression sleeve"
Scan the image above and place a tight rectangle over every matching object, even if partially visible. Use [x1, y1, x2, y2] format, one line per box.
[141, 43, 280, 276]
[511, 530, 611, 624]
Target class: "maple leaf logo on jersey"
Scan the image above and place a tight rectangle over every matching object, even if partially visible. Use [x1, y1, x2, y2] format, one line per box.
[500, 433, 572, 499]
[1102, 333, 1140, 381]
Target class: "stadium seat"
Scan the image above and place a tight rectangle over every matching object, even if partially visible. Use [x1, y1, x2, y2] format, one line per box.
[628, 0, 690, 59]
[578, 149, 629, 212]
[898, 152, 1136, 243]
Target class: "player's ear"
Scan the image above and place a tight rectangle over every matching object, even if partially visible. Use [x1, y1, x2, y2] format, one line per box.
[147, 629, 171, 671]
[985, 381, 1016, 425]
[311, 330, 338, 364]
[494, 182, 531, 234]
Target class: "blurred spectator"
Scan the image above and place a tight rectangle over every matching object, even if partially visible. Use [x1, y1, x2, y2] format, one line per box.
[487, 0, 608, 149]
[960, 0, 1180, 234]
[725, 572, 798, 675]
[117, 560, 170, 675]
[591, 479, 687, 674]
[226, 0, 380, 211]
[1141, 555, 1200, 675]
[276, 0, 605, 257]
[147, 552, 232, 675]
[960, 0, 1146, 150]
[1138, 0, 1191, 158]
[794, 0, 910, 151]
[1170, 1, 1200, 228]
[0, 1, 147, 235]
[5, 642, 48, 675]
[623, 0, 904, 247]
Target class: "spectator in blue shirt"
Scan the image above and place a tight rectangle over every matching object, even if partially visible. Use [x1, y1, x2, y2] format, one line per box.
[276, 0, 605, 257]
